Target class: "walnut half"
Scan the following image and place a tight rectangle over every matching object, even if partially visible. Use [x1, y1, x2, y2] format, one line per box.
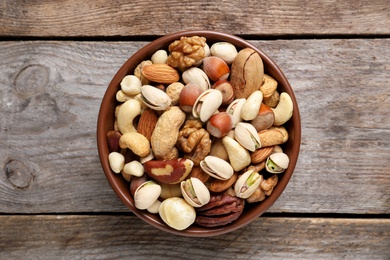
[167, 36, 207, 70]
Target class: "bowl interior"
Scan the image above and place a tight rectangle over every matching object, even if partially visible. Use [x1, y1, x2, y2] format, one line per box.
[97, 30, 301, 237]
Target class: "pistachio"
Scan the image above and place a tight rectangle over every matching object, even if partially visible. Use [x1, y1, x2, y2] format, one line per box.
[222, 136, 251, 171]
[181, 177, 211, 207]
[265, 152, 290, 174]
[182, 67, 210, 91]
[147, 200, 162, 214]
[134, 180, 162, 210]
[140, 85, 171, 111]
[234, 122, 261, 152]
[240, 90, 263, 121]
[192, 89, 223, 122]
[226, 98, 246, 127]
[200, 155, 234, 180]
[159, 197, 196, 230]
[234, 170, 263, 199]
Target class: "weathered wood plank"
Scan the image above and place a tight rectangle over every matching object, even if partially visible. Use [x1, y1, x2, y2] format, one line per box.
[0, 39, 389, 214]
[0, 215, 389, 259]
[1, 0, 389, 37]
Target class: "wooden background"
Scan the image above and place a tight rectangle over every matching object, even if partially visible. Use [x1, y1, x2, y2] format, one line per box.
[0, 0, 389, 259]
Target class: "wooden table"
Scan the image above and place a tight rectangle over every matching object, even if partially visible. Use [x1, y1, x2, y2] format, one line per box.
[1, 1, 389, 259]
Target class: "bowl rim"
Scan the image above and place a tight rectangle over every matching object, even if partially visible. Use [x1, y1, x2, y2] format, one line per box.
[97, 30, 301, 237]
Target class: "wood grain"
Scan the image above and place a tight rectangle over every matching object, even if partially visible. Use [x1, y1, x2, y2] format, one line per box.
[0, 39, 389, 214]
[0, 215, 389, 259]
[0, 0, 389, 37]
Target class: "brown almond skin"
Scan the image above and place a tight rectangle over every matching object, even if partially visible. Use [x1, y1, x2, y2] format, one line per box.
[207, 172, 238, 193]
[251, 103, 275, 132]
[250, 146, 274, 164]
[141, 64, 180, 84]
[137, 109, 158, 142]
[230, 48, 264, 99]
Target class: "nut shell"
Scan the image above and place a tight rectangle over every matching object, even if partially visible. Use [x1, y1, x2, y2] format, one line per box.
[181, 177, 211, 207]
[200, 156, 234, 180]
[192, 89, 223, 122]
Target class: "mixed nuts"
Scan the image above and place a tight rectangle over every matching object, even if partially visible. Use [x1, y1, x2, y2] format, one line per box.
[106, 36, 294, 230]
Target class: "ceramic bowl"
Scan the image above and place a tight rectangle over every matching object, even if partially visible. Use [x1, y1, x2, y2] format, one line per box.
[97, 30, 301, 237]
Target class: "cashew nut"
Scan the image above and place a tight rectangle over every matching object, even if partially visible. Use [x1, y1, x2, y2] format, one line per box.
[271, 92, 293, 126]
[108, 152, 125, 174]
[119, 132, 150, 157]
[117, 99, 141, 134]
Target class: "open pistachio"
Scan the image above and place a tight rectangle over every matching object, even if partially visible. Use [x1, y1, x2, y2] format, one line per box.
[192, 89, 223, 122]
[234, 170, 263, 199]
[182, 67, 210, 91]
[222, 136, 251, 171]
[265, 152, 290, 174]
[134, 180, 162, 210]
[234, 122, 261, 152]
[181, 177, 211, 207]
[200, 155, 234, 180]
[141, 85, 171, 111]
[226, 98, 246, 127]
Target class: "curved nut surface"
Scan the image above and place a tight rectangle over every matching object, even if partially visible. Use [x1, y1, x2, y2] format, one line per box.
[151, 106, 186, 160]
[117, 99, 141, 134]
[119, 132, 150, 157]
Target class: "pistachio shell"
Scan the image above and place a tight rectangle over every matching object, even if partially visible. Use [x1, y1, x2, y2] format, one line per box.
[240, 90, 263, 121]
[141, 85, 171, 110]
[147, 200, 162, 214]
[234, 122, 261, 152]
[265, 152, 290, 174]
[222, 136, 251, 171]
[134, 180, 162, 210]
[200, 156, 234, 180]
[182, 67, 210, 91]
[192, 89, 223, 122]
[159, 197, 196, 230]
[234, 170, 263, 199]
[226, 98, 246, 127]
[181, 177, 211, 207]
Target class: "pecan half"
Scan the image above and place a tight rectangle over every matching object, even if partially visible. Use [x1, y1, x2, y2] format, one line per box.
[195, 189, 245, 227]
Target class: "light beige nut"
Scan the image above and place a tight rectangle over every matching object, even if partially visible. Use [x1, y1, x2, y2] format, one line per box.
[166, 82, 184, 106]
[258, 126, 288, 147]
[137, 109, 158, 142]
[209, 137, 229, 161]
[181, 177, 210, 207]
[271, 92, 293, 126]
[240, 90, 263, 121]
[122, 160, 144, 177]
[151, 49, 168, 64]
[141, 63, 180, 84]
[210, 42, 238, 65]
[230, 48, 264, 99]
[108, 152, 125, 174]
[120, 75, 142, 95]
[134, 60, 153, 85]
[134, 180, 162, 210]
[222, 136, 251, 171]
[151, 106, 186, 160]
[260, 74, 278, 99]
[234, 170, 263, 199]
[119, 132, 150, 157]
[159, 197, 196, 230]
[117, 99, 142, 134]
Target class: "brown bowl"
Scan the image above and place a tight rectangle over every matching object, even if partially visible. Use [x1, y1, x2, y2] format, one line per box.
[97, 30, 301, 237]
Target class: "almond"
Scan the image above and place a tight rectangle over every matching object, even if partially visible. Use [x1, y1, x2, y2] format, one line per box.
[137, 109, 158, 142]
[141, 64, 180, 84]
[250, 146, 274, 164]
[207, 172, 238, 193]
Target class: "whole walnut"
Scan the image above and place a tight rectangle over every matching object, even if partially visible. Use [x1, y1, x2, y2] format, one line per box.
[167, 36, 207, 70]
